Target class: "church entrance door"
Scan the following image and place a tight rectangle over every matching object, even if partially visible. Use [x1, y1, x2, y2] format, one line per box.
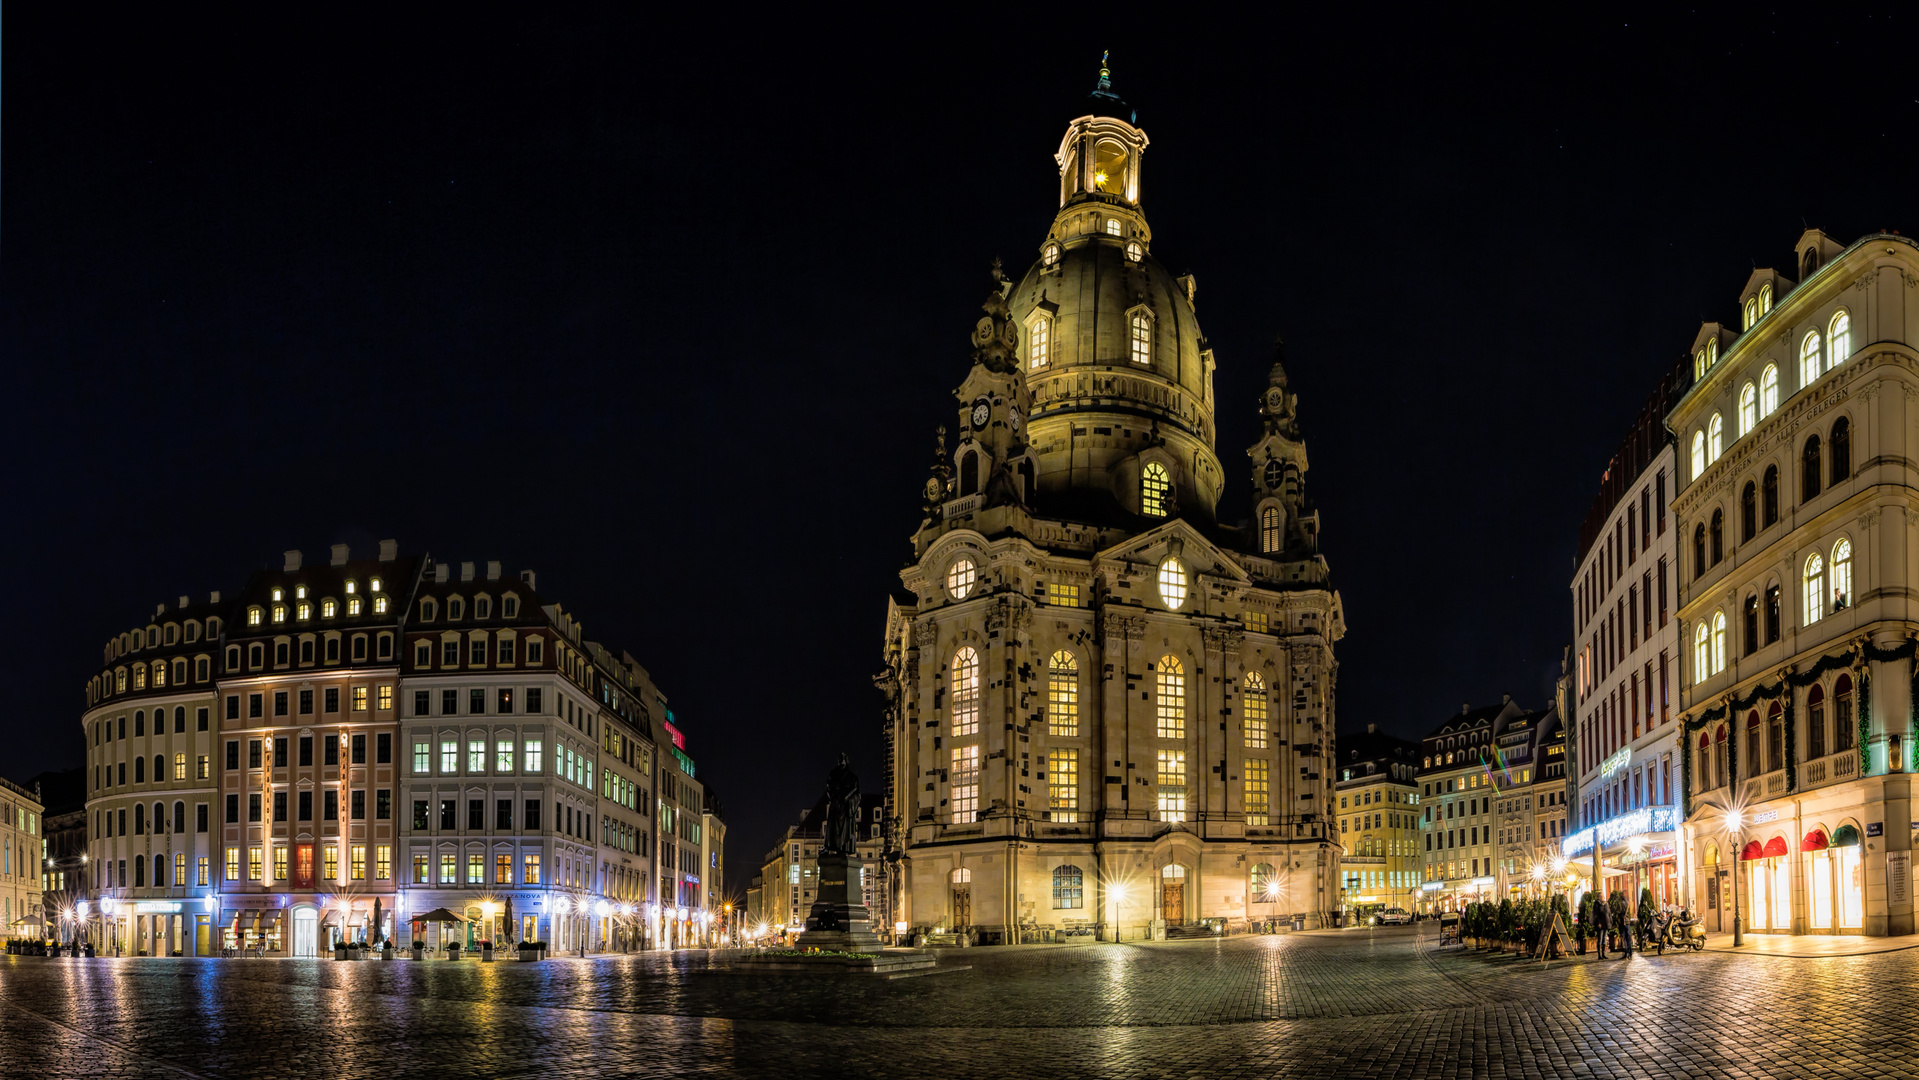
[952, 888, 971, 927]
[1164, 883, 1184, 924]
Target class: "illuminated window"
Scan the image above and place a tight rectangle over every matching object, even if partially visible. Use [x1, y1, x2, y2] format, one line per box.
[1244, 672, 1269, 749]
[523, 854, 540, 884]
[1129, 309, 1152, 364]
[1261, 506, 1281, 553]
[1760, 364, 1779, 416]
[1711, 611, 1727, 673]
[1047, 651, 1079, 737]
[524, 740, 542, 773]
[469, 739, 486, 773]
[1829, 310, 1851, 368]
[377, 684, 393, 710]
[1245, 759, 1270, 826]
[271, 604, 286, 624]
[1831, 539, 1852, 610]
[374, 596, 388, 614]
[348, 597, 363, 616]
[1804, 552, 1826, 626]
[1158, 557, 1187, 609]
[352, 686, 368, 712]
[1738, 382, 1756, 435]
[1690, 431, 1706, 481]
[440, 854, 456, 884]
[951, 647, 980, 737]
[248, 847, 263, 881]
[226, 847, 240, 882]
[1048, 748, 1079, 823]
[1243, 611, 1268, 633]
[441, 740, 458, 774]
[1105, 218, 1121, 236]
[1694, 622, 1711, 682]
[1124, 240, 1142, 262]
[1156, 655, 1185, 738]
[1045, 582, 1081, 607]
[173, 753, 186, 781]
[1052, 863, 1083, 907]
[322, 598, 336, 618]
[951, 744, 981, 823]
[370, 577, 382, 593]
[1744, 297, 1758, 329]
[946, 555, 978, 600]
[497, 739, 515, 773]
[1142, 461, 1170, 517]
[351, 845, 367, 881]
[1028, 314, 1051, 370]
[1760, 283, 1773, 313]
[1156, 749, 1187, 822]
[1708, 338, 1718, 367]
[466, 853, 483, 885]
[1694, 349, 1707, 380]
[1042, 242, 1060, 267]
[272, 588, 284, 603]
[296, 602, 311, 620]
[1708, 412, 1724, 462]
[1801, 330, 1823, 387]
[376, 845, 391, 880]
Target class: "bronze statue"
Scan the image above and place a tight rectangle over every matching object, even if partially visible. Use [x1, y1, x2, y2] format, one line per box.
[822, 753, 861, 856]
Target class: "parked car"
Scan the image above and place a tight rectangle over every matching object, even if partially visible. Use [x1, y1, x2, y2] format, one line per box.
[1378, 908, 1413, 925]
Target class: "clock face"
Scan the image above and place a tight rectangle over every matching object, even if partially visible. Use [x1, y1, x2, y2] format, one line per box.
[1266, 388, 1285, 411]
[971, 400, 990, 428]
[924, 478, 943, 501]
[1008, 406, 1022, 433]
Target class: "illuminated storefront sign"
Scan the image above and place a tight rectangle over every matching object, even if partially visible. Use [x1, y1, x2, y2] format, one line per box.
[134, 902, 183, 914]
[1563, 805, 1679, 858]
[1600, 746, 1632, 778]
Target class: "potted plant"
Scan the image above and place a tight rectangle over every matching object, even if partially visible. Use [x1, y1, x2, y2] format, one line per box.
[518, 938, 543, 962]
[446, 939, 462, 960]
[479, 938, 495, 962]
[1575, 894, 1593, 955]
[410, 937, 426, 960]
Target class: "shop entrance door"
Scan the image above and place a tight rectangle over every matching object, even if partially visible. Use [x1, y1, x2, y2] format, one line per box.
[1164, 883, 1185, 924]
[195, 915, 210, 956]
[293, 909, 318, 957]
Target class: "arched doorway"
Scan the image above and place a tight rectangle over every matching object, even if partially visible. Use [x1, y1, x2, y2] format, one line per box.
[1161, 864, 1187, 925]
[950, 868, 972, 928]
[291, 905, 319, 958]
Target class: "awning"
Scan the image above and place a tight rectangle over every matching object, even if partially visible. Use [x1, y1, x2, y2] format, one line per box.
[1804, 829, 1829, 851]
[260, 912, 281, 929]
[1741, 841, 1765, 861]
[1832, 824, 1861, 846]
[1763, 836, 1790, 858]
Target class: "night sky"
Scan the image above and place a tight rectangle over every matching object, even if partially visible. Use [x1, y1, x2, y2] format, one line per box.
[6, 11, 1916, 885]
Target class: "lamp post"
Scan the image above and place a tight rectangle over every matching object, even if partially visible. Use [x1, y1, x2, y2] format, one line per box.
[1726, 808, 1744, 947]
[1108, 881, 1128, 944]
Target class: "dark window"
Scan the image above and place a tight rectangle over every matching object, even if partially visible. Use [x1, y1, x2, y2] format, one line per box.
[1809, 687, 1827, 760]
[468, 799, 484, 830]
[498, 688, 514, 714]
[470, 688, 486, 715]
[1709, 509, 1724, 565]
[299, 790, 312, 820]
[175, 706, 186, 733]
[439, 800, 456, 830]
[248, 693, 263, 719]
[248, 793, 262, 822]
[325, 687, 339, 713]
[1802, 435, 1822, 501]
[324, 790, 338, 821]
[1765, 584, 1782, 643]
[377, 733, 391, 763]
[226, 740, 239, 771]
[351, 789, 366, 820]
[352, 733, 366, 764]
[275, 641, 289, 665]
[497, 799, 513, 830]
[1762, 465, 1780, 526]
[226, 695, 239, 721]
[1830, 417, 1850, 483]
[197, 706, 209, 731]
[134, 803, 145, 834]
[527, 688, 543, 714]
[376, 789, 391, 820]
[416, 642, 432, 668]
[1740, 482, 1756, 541]
[248, 740, 262, 769]
[174, 802, 185, 833]
[1656, 469, 1667, 534]
[959, 450, 980, 496]
[300, 638, 314, 663]
[470, 639, 487, 665]
[273, 737, 287, 767]
[352, 635, 367, 660]
[118, 715, 125, 740]
[1803, 248, 1818, 278]
[299, 689, 313, 715]
[134, 855, 145, 887]
[1693, 525, 1707, 581]
[196, 657, 210, 682]
[134, 711, 144, 737]
[442, 689, 458, 715]
[525, 800, 541, 831]
[299, 736, 312, 767]
[412, 800, 429, 830]
[325, 637, 340, 663]
[1743, 595, 1759, 656]
[443, 640, 459, 665]
[325, 735, 339, 766]
[1835, 675, 1855, 752]
[249, 643, 263, 669]
[273, 791, 287, 821]
[414, 690, 429, 716]
[226, 645, 240, 671]
[196, 803, 208, 832]
[134, 756, 145, 783]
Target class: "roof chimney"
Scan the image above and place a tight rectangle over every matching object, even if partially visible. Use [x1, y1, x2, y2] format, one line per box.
[1503, 692, 1512, 704]
[155, 603, 165, 618]
[486, 560, 501, 581]
[1367, 723, 1376, 734]
[460, 561, 475, 582]
[283, 550, 303, 571]
[378, 538, 398, 562]
[210, 591, 221, 604]
[434, 563, 450, 583]
[520, 569, 538, 591]
[178, 595, 190, 610]
[1461, 703, 1470, 715]
[330, 544, 350, 567]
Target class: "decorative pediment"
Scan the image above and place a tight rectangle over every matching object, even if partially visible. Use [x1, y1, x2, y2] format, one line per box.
[1095, 519, 1251, 584]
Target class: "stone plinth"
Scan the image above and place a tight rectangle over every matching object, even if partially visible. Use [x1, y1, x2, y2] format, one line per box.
[795, 851, 883, 953]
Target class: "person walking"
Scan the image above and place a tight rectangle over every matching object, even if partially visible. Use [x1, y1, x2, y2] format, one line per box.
[1592, 890, 1611, 959]
[1609, 890, 1633, 958]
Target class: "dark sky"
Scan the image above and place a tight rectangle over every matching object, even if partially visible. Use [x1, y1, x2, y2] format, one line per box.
[6, 10, 1916, 885]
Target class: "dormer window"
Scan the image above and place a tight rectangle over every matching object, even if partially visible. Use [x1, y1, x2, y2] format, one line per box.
[271, 604, 286, 624]
[1028, 314, 1052, 371]
[1129, 308, 1153, 365]
[296, 602, 311, 621]
[370, 577, 382, 593]
[271, 588, 284, 603]
[347, 597, 363, 616]
[1744, 297, 1758, 330]
[345, 580, 357, 595]
[295, 585, 307, 600]
[373, 596, 388, 615]
[1042, 242, 1060, 268]
[321, 598, 337, 619]
[503, 595, 519, 618]
[1760, 283, 1773, 313]
[476, 596, 492, 620]
[448, 597, 465, 620]
[420, 599, 437, 622]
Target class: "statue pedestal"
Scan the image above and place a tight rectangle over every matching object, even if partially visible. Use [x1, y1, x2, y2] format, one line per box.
[795, 852, 883, 953]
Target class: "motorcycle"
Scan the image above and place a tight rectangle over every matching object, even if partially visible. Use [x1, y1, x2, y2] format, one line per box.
[1653, 909, 1706, 953]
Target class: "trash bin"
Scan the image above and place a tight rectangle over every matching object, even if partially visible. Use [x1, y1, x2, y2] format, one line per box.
[1291, 915, 1305, 932]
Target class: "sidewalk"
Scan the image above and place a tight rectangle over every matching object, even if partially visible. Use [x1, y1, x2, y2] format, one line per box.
[1703, 932, 1919, 957]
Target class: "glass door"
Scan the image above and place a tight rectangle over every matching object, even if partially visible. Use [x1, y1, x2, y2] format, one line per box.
[293, 909, 317, 957]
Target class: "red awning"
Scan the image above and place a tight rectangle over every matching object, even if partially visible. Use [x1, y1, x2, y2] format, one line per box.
[1763, 836, 1789, 858]
[1803, 830, 1829, 851]
[1741, 841, 1765, 861]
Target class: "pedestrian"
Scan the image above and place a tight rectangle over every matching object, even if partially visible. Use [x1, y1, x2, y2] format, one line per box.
[1609, 890, 1632, 958]
[1592, 890, 1611, 958]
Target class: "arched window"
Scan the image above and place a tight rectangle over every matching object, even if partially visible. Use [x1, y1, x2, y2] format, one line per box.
[1710, 509, 1724, 565]
[1743, 594, 1759, 656]
[133, 802, 145, 833]
[1028, 314, 1052, 370]
[1746, 712, 1761, 781]
[1694, 349, 1708, 380]
[1803, 248, 1819, 279]
[1739, 382, 1757, 435]
[1047, 651, 1079, 737]
[1740, 481, 1757, 542]
[1051, 865, 1084, 909]
[1829, 417, 1850, 484]
[1693, 524, 1707, 580]
[1804, 552, 1826, 626]
[1129, 309, 1153, 365]
[1260, 506, 1281, 554]
[1801, 330, 1823, 387]
[950, 647, 980, 737]
[1767, 701, 1784, 772]
[1802, 435, 1822, 502]
[1765, 582, 1781, 643]
[134, 756, 146, 784]
[1141, 461, 1170, 517]
[959, 450, 980, 496]
[1808, 683, 1827, 760]
[946, 555, 978, 600]
[1155, 655, 1185, 738]
[1693, 621, 1711, 681]
[1698, 733, 1712, 789]
[1713, 726, 1728, 789]
[174, 801, 185, 834]
[153, 757, 164, 782]
[951, 868, 972, 884]
[1831, 538, 1852, 610]
[1762, 465, 1779, 526]
[1760, 283, 1773, 313]
[1760, 364, 1780, 416]
[1744, 297, 1758, 330]
[1157, 557, 1187, 610]
[1708, 413, 1724, 461]
[1712, 610, 1727, 673]
[1829, 310, 1851, 367]
[1708, 338, 1719, 366]
[1834, 675, 1855, 752]
[1250, 862, 1276, 900]
[1244, 672, 1269, 750]
[1690, 431, 1706, 480]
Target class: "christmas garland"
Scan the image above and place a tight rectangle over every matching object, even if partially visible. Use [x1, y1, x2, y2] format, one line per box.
[1681, 729, 1695, 819]
[1859, 665, 1872, 779]
[1783, 697, 1797, 794]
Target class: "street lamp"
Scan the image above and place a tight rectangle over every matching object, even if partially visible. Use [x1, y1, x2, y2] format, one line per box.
[1726, 808, 1744, 947]
[1108, 881, 1129, 943]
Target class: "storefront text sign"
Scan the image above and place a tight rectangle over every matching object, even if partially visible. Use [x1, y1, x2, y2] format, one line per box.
[1868, 822, 1884, 838]
[1889, 851, 1912, 907]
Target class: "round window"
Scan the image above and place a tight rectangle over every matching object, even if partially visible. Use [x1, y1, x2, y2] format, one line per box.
[1263, 460, 1284, 490]
[947, 556, 978, 600]
[1125, 241, 1142, 262]
[1042, 243, 1060, 268]
[1158, 557, 1187, 610]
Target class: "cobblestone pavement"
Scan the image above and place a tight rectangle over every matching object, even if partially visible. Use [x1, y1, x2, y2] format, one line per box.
[3, 926, 1915, 1078]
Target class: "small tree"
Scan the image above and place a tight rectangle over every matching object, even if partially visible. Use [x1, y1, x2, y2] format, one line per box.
[1495, 899, 1516, 953]
[1575, 893, 1595, 954]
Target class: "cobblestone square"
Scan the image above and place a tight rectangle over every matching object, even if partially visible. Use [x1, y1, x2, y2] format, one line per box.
[5, 926, 1914, 1078]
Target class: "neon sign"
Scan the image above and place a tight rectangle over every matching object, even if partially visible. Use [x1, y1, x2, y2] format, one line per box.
[1600, 746, 1632, 779]
[1562, 805, 1679, 858]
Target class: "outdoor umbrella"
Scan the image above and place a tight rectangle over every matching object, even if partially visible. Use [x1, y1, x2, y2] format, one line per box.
[371, 898, 383, 946]
[503, 897, 515, 944]
[413, 907, 465, 956]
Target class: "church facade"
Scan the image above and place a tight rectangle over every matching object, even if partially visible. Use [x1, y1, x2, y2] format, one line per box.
[878, 69, 1345, 941]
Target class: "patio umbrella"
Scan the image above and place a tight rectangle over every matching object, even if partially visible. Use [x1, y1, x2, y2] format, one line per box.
[413, 907, 465, 923]
[503, 897, 515, 944]
[12, 914, 45, 929]
[370, 898, 383, 945]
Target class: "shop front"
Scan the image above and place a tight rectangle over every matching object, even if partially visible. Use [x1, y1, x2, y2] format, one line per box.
[1563, 804, 1680, 919]
[1418, 876, 1494, 915]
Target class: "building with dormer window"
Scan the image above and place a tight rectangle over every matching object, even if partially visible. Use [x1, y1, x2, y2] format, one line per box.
[879, 63, 1345, 941]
